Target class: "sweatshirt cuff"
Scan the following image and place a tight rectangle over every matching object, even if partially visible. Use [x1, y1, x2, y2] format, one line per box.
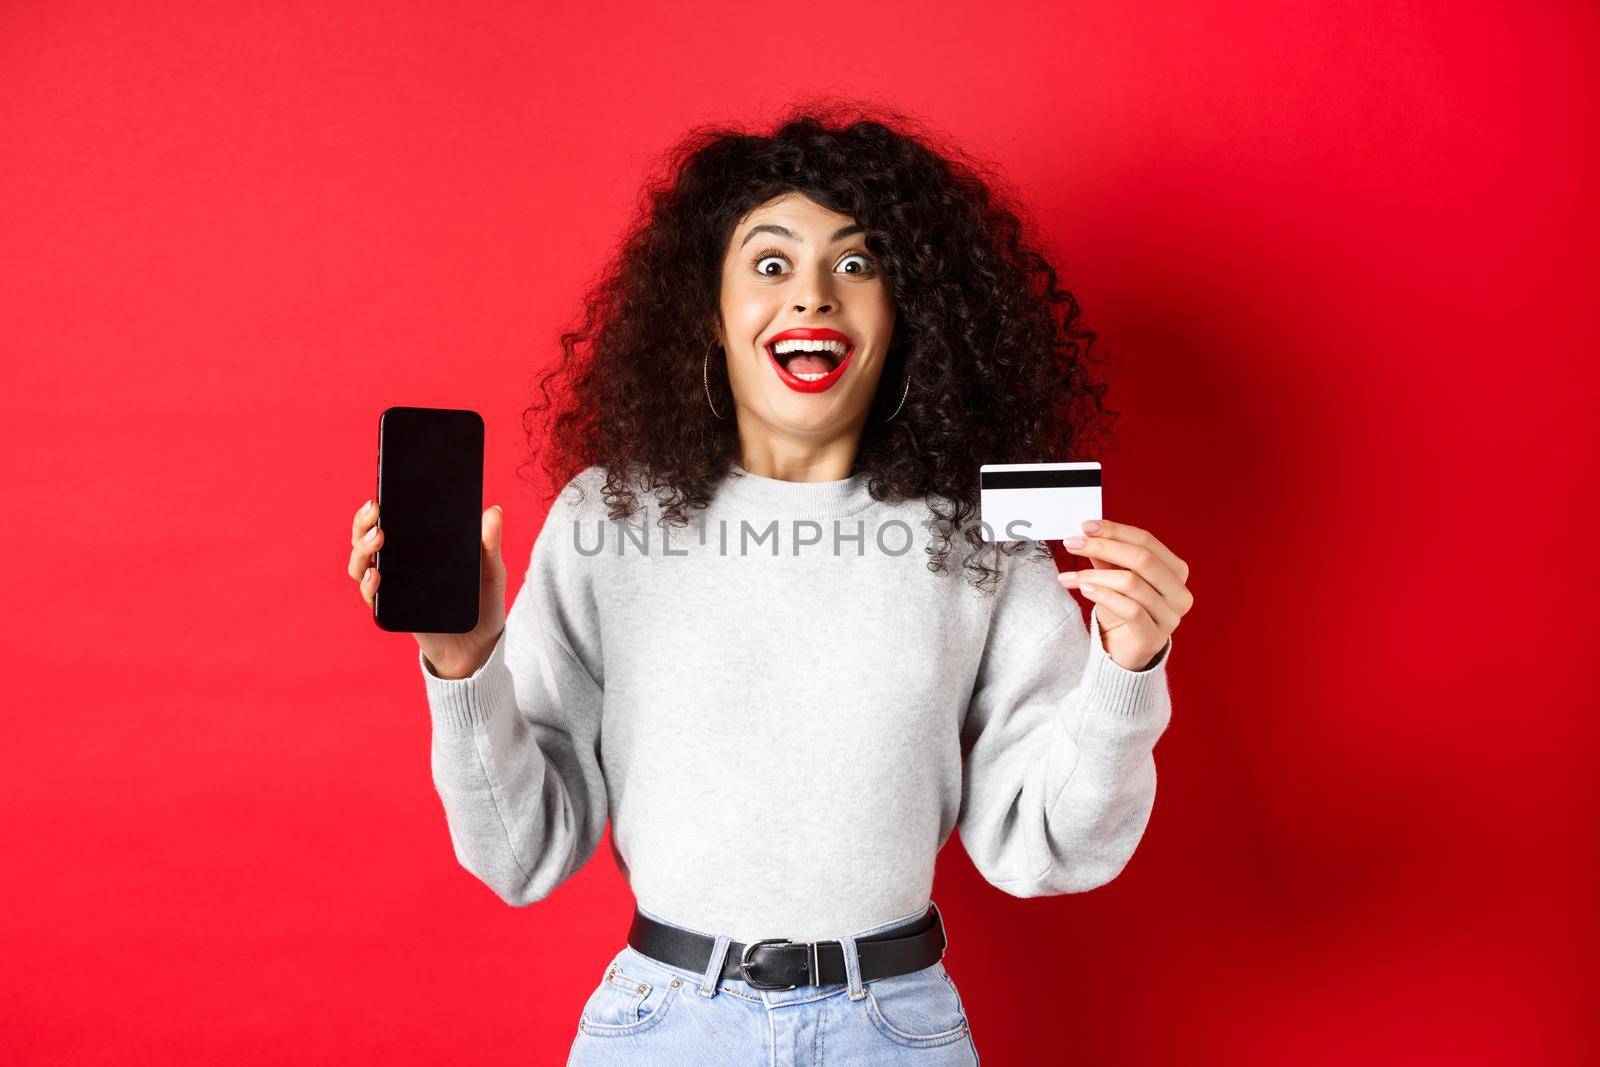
[420, 628, 513, 732]
[1079, 604, 1171, 721]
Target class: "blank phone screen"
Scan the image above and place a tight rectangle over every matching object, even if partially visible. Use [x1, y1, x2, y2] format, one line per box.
[373, 406, 484, 634]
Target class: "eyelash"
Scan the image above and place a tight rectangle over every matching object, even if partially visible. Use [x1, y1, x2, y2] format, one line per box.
[748, 247, 877, 278]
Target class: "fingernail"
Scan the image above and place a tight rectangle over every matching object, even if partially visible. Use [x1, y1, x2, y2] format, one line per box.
[364, 499, 373, 513]
[363, 567, 373, 582]
[1081, 581, 1098, 594]
[1065, 535, 1086, 549]
[1082, 520, 1101, 534]
[365, 525, 378, 541]
[1059, 571, 1078, 584]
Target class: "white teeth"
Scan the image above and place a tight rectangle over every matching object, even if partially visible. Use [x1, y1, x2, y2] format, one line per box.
[771, 338, 848, 355]
[769, 337, 849, 382]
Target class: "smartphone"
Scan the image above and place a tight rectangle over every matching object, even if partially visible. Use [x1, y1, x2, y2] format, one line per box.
[373, 406, 484, 633]
[979, 462, 1102, 541]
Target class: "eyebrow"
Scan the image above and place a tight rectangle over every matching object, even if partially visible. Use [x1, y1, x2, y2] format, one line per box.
[739, 222, 865, 249]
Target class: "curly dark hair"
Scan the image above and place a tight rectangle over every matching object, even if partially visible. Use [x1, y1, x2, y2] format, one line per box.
[517, 95, 1120, 594]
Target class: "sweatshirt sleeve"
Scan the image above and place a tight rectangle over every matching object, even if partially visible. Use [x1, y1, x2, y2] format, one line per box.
[956, 546, 1173, 896]
[418, 471, 608, 907]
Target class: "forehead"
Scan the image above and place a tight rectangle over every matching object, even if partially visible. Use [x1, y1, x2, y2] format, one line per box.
[737, 192, 857, 233]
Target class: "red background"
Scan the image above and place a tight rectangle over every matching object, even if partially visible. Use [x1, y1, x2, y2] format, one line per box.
[3, 3, 1595, 1063]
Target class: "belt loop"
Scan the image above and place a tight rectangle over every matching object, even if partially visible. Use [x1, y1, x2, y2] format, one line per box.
[839, 933, 866, 1001]
[698, 934, 732, 999]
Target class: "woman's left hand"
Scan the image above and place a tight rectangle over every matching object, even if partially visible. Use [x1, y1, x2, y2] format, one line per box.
[1056, 519, 1194, 672]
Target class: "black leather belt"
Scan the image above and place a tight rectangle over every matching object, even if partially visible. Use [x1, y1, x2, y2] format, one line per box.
[626, 901, 947, 992]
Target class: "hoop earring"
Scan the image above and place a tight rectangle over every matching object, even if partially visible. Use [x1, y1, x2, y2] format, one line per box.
[883, 365, 910, 422]
[703, 343, 728, 420]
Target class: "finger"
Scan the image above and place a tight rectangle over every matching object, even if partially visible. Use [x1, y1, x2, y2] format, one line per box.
[483, 505, 503, 557]
[347, 522, 383, 579]
[351, 499, 379, 543]
[1060, 567, 1180, 631]
[1079, 519, 1188, 584]
[1064, 535, 1185, 601]
[360, 563, 379, 608]
[1059, 567, 1181, 631]
[1076, 577, 1162, 641]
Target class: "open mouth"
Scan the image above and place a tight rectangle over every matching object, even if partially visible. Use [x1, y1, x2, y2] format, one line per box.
[765, 335, 856, 393]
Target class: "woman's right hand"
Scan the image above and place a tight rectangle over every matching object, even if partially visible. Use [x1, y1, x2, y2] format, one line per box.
[348, 499, 509, 679]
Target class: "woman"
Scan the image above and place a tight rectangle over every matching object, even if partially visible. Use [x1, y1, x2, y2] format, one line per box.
[346, 102, 1194, 1065]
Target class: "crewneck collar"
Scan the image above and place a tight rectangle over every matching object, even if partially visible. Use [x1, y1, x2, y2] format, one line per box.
[714, 462, 880, 519]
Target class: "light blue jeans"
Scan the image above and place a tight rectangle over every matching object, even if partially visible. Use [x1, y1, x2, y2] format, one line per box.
[566, 901, 980, 1065]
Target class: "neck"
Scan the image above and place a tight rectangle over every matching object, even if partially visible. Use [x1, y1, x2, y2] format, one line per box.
[735, 430, 864, 482]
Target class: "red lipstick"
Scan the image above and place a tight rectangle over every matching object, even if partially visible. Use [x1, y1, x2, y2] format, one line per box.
[764, 328, 856, 394]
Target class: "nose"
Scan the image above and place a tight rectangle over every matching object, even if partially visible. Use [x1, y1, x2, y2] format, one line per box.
[792, 267, 838, 315]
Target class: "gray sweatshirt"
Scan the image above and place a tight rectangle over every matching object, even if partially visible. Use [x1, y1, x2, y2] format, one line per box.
[419, 463, 1173, 944]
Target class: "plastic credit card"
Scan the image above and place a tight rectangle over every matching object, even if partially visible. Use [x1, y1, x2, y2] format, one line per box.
[979, 462, 1102, 542]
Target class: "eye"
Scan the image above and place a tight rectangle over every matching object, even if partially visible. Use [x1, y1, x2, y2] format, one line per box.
[751, 249, 789, 277]
[747, 247, 878, 278]
[838, 252, 875, 276]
